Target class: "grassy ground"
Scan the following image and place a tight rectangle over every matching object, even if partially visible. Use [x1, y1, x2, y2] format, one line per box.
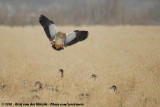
[0, 25, 160, 107]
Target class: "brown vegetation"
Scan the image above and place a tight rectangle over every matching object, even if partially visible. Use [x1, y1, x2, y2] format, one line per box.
[0, 26, 160, 107]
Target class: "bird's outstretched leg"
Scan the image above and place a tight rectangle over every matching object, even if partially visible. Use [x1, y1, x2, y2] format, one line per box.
[60, 45, 64, 48]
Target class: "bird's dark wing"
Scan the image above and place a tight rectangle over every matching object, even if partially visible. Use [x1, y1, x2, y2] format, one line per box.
[39, 15, 58, 41]
[64, 30, 88, 46]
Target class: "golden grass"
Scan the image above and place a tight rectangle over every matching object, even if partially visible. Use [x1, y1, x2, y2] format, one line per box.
[0, 25, 160, 107]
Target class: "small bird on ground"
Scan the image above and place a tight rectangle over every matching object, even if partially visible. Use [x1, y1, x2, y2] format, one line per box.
[109, 85, 117, 94]
[34, 81, 43, 90]
[85, 93, 90, 98]
[91, 74, 97, 80]
[59, 69, 64, 78]
[79, 93, 84, 99]
[22, 79, 27, 88]
[32, 94, 40, 99]
[44, 84, 54, 91]
[39, 15, 88, 51]
[0, 84, 6, 92]
[79, 93, 90, 99]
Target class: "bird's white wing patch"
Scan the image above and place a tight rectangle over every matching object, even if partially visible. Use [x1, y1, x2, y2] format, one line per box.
[49, 24, 58, 38]
[65, 32, 76, 44]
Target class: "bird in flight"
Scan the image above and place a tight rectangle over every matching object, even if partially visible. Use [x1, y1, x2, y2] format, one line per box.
[39, 15, 88, 51]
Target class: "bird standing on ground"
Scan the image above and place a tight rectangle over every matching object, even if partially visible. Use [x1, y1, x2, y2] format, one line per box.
[0, 84, 6, 92]
[59, 69, 64, 78]
[34, 81, 43, 90]
[39, 15, 89, 51]
[109, 85, 117, 94]
[91, 74, 97, 80]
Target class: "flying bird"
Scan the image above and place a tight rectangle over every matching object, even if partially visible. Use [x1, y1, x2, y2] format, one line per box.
[39, 15, 88, 51]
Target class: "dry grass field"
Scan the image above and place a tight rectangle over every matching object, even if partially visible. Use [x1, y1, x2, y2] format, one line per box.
[0, 25, 160, 107]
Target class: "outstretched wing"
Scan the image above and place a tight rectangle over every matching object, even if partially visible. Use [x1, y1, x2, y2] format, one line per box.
[65, 30, 88, 46]
[39, 15, 58, 41]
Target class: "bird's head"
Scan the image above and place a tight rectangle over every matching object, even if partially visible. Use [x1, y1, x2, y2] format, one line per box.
[51, 41, 64, 51]
[52, 44, 64, 51]
[55, 44, 61, 49]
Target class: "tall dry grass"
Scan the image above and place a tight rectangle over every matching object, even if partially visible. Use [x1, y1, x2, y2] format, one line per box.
[0, 26, 160, 107]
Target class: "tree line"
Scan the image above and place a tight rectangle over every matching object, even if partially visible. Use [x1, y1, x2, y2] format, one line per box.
[0, 0, 159, 26]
